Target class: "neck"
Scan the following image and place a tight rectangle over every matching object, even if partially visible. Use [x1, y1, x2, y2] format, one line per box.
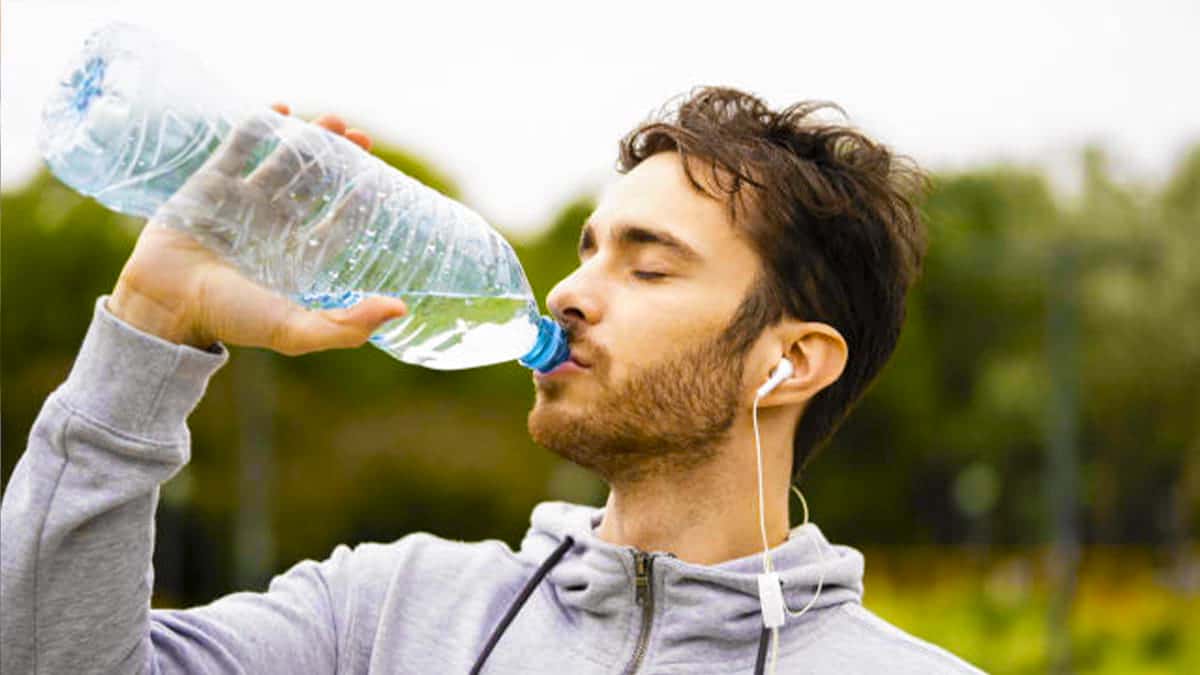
[592, 405, 795, 565]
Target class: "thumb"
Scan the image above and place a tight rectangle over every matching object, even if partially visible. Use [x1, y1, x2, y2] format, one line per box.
[274, 294, 408, 355]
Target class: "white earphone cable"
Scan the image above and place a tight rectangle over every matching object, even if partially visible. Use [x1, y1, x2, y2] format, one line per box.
[752, 391, 826, 675]
[753, 396, 774, 574]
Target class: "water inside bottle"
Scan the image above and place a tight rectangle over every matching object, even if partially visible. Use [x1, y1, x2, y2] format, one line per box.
[41, 22, 569, 372]
[296, 290, 541, 370]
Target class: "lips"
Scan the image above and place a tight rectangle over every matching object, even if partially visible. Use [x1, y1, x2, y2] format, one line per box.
[533, 348, 593, 381]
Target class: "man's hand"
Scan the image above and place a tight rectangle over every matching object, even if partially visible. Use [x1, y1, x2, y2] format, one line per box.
[108, 104, 408, 355]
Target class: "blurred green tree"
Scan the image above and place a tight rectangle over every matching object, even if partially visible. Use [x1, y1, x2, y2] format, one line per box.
[2, 139, 1196, 610]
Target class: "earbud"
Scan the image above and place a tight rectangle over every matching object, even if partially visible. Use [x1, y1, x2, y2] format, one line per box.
[751, 354, 819, 672]
[755, 357, 794, 399]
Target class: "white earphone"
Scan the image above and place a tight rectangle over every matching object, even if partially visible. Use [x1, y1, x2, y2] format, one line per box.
[755, 357, 794, 399]
[751, 355, 823, 675]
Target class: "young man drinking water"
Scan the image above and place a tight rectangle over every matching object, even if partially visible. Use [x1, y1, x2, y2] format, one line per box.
[2, 87, 984, 673]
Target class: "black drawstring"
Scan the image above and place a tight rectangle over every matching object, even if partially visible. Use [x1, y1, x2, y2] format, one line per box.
[469, 535, 575, 675]
[471, 535, 771, 674]
[754, 627, 769, 674]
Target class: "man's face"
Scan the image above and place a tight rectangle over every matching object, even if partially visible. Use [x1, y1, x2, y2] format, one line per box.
[527, 152, 766, 484]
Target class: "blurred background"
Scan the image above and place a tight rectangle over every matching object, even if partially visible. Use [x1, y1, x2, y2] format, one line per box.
[3, 1, 1198, 673]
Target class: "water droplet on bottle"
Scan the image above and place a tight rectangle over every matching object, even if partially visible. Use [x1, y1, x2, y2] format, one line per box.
[308, 238, 320, 247]
[289, 191, 298, 200]
[358, 205, 368, 214]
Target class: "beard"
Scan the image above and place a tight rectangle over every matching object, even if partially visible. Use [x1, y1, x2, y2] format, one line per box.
[527, 325, 750, 486]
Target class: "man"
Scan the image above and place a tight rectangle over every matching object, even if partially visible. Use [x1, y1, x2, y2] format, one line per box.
[1, 87, 983, 673]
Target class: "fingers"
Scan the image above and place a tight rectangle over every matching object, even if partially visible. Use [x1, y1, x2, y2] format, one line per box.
[157, 170, 246, 252]
[246, 112, 373, 194]
[311, 113, 372, 150]
[345, 129, 372, 151]
[312, 114, 347, 136]
[297, 162, 388, 253]
[246, 122, 331, 196]
[208, 113, 277, 176]
[273, 294, 408, 355]
[210, 107, 370, 183]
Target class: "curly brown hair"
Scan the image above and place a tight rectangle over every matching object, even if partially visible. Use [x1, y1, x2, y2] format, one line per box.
[618, 86, 929, 477]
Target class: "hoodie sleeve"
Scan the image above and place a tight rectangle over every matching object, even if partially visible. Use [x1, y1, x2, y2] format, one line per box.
[0, 297, 339, 674]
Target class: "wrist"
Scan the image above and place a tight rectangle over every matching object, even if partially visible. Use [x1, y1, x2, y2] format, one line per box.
[107, 282, 208, 348]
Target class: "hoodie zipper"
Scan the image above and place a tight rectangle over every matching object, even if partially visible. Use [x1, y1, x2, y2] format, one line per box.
[624, 550, 656, 675]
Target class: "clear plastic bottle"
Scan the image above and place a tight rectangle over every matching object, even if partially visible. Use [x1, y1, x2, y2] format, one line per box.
[39, 22, 568, 372]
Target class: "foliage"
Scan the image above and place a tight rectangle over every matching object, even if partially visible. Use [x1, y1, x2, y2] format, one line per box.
[2, 135, 1197, 672]
[863, 547, 1200, 674]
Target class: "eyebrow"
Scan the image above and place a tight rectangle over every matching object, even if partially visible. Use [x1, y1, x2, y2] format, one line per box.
[578, 221, 703, 264]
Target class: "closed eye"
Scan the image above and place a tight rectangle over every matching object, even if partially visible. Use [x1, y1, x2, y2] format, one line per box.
[633, 271, 667, 281]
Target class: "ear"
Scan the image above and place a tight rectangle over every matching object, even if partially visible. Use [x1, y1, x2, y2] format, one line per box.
[757, 322, 847, 408]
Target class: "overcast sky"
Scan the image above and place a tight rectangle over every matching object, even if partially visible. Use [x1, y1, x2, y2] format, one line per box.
[4, 0, 1198, 237]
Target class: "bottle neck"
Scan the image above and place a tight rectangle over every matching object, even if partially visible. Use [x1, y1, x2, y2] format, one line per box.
[519, 316, 569, 372]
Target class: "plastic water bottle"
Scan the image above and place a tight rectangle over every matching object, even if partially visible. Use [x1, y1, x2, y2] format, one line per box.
[38, 22, 569, 372]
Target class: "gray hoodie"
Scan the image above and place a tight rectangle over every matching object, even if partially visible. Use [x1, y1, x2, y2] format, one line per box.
[1, 298, 985, 674]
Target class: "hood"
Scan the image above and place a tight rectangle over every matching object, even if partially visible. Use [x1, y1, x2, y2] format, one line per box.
[515, 500, 865, 647]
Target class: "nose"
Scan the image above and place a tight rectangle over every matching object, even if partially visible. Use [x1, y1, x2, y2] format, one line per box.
[547, 266, 603, 332]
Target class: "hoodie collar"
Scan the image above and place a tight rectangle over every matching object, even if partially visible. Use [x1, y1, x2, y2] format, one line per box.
[516, 501, 864, 646]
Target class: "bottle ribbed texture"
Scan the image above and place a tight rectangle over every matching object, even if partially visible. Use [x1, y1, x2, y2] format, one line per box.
[41, 23, 566, 372]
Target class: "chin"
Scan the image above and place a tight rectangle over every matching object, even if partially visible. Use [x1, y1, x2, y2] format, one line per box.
[528, 391, 562, 423]
[528, 395, 580, 448]
[531, 376, 578, 406]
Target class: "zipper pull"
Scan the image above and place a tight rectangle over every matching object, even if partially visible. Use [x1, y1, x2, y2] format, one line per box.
[633, 551, 651, 606]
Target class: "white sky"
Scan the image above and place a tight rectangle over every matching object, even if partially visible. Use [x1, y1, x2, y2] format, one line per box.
[4, 0, 1198, 237]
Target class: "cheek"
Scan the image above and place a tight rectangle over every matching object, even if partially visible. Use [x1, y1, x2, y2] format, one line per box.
[608, 303, 732, 376]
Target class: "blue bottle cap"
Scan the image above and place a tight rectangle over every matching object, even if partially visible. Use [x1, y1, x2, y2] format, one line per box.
[519, 316, 570, 373]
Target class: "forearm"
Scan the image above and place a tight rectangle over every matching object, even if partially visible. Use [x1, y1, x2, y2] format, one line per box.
[0, 297, 226, 674]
